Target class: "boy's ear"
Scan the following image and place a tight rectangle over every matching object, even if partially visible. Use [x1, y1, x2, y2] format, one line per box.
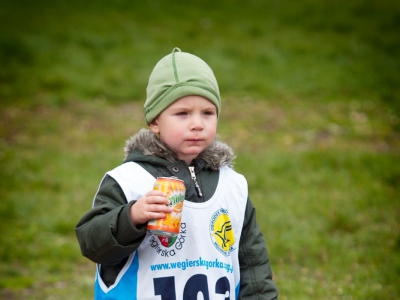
[149, 119, 160, 134]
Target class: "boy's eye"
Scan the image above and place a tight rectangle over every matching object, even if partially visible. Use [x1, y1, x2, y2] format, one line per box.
[203, 111, 215, 116]
[176, 112, 188, 116]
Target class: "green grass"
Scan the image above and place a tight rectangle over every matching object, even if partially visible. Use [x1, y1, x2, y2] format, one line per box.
[1, 0, 399, 299]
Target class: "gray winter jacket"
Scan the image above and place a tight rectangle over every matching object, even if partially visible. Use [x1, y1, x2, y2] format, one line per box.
[75, 129, 278, 299]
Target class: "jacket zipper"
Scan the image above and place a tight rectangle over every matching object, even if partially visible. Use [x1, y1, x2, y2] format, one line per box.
[188, 166, 203, 197]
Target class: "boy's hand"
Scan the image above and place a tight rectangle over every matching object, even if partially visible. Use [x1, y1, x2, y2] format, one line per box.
[130, 191, 172, 226]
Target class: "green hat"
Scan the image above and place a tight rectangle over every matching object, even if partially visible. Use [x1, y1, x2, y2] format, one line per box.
[144, 47, 221, 125]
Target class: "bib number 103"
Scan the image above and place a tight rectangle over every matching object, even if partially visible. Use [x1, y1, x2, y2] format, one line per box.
[154, 274, 231, 300]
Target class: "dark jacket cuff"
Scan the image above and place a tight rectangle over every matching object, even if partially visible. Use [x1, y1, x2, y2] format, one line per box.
[115, 201, 147, 246]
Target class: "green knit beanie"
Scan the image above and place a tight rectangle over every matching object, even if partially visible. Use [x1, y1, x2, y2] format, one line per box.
[144, 47, 221, 125]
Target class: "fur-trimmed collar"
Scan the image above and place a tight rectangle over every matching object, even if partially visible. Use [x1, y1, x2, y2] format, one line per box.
[124, 129, 235, 170]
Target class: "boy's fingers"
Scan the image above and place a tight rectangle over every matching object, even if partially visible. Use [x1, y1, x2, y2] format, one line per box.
[148, 212, 166, 220]
[150, 205, 173, 213]
[146, 195, 169, 204]
[146, 190, 166, 197]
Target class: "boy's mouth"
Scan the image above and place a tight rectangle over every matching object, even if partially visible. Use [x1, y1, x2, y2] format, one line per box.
[187, 139, 202, 142]
[188, 139, 200, 141]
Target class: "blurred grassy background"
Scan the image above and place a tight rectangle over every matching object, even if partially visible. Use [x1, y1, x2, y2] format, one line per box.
[1, 0, 399, 299]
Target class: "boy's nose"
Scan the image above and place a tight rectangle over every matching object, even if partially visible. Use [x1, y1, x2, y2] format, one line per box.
[190, 115, 204, 131]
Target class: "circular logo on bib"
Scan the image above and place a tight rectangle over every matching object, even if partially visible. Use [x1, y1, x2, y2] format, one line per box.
[210, 208, 236, 256]
[158, 236, 177, 248]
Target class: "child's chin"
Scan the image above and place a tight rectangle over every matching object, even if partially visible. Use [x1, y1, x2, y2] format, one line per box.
[185, 149, 204, 156]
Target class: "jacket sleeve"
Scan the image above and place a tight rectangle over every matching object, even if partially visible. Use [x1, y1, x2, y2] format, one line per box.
[75, 175, 147, 265]
[238, 197, 279, 299]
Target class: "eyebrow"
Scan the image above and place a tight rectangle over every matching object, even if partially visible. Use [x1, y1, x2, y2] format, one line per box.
[171, 104, 216, 110]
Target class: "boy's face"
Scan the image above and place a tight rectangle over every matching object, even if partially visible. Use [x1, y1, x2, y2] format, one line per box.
[149, 95, 218, 165]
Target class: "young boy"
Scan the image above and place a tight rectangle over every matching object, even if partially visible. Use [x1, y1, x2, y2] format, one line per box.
[75, 48, 278, 299]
